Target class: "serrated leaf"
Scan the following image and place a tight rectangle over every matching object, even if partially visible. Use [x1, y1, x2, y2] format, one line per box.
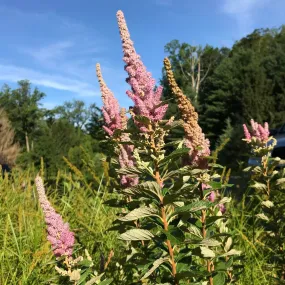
[218, 197, 232, 204]
[85, 274, 104, 285]
[103, 199, 126, 207]
[159, 148, 190, 166]
[118, 207, 158, 221]
[163, 166, 191, 180]
[163, 227, 185, 245]
[117, 166, 142, 176]
[123, 181, 162, 200]
[276, 178, 285, 186]
[261, 200, 274, 208]
[243, 166, 252, 172]
[98, 279, 113, 285]
[209, 181, 222, 190]
[256, 213, 269, 221]
[174, 200, 213, 215]
[209, 163, 224, 169]
[200, 238, 221, 247]
[224, 237, 232, 252]
[141, 257, 168, 280]
[220, 249, 242, 257]
[251, 181, 267, 191]
[119, 229, 154, 241]
[188, 224, 203, 238]
[200, 247, 215, 258]
[213, 272, 226, 285]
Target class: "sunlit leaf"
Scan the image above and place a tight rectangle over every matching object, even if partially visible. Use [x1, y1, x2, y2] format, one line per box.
[119, 229, 154, 241]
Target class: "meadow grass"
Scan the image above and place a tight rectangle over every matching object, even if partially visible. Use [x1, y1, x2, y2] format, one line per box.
[0, 165, 120, 285]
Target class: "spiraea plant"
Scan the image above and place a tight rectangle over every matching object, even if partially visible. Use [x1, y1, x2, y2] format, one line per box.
[35, 176, 113, 285]
[98, 10, 241, 284]
[0, 108, 20, 167]
[243, 120, 285, 283]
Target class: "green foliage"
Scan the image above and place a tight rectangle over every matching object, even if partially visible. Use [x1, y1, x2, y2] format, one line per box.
[162, 28, 285, 169]
[0, 80, 45, 148]
[105, 115, 241, 284]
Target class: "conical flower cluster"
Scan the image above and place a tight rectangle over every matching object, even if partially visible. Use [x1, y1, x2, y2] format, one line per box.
[116, 10, 167, 131]
[163, 58, 210, 168]
[35, 176, 75, 257]
[243, 119, 270, 144]
[96, 64, 138, 187]
[96, 64, 125, 136]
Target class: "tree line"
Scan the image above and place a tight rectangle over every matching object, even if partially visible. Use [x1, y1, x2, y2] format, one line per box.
[0, 26, 284, 176]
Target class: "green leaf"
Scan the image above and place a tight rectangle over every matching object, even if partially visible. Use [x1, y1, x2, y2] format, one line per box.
[159, 148, 190, 166]
[200, 246, 215, 258]
[163, 166, 191, 180]
[98, 279, 113, 285]
[85, 274, 104, 285]
[261, 200, 274, 208]
[209, 181, 222, 190]
[213, 272, 226, 285]
[141, 257, 169, 280]
[276, 178, 285, 186]
[176, 270, 210, 279]
[206, 216, 224, 227]
[118, 207, 159, 221]
[251, 181, 267, 191]
[103, 199, 126, 208]
[218, 197, 231, 204]
[188, 224, 203, 238]
[135, 115, 151, 125]
[208, 163, 224, 169]
[124, 181, 162, 200]
[163, 194, 181, 205]
[200, 238, 221, 247]
[119, 229, 154, 241]
[224, 237, 232, 252]
[174, 200, 213, 215]
[256, 213, 269, 221]
[163, 227, 185, 245]
[220, 249, 242, 257]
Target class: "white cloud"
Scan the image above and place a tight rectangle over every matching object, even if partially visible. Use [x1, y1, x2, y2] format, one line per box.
[41, 101, 58, 109]
[222, 0, 270, 35]
[0, 64, 99, 97]
[22, 41, 74, 63]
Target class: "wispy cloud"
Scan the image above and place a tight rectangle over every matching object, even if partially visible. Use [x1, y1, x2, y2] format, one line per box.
[22, 41, 74, 63]
[0, 5, 112, 98]
[0, 64, 99, 97]
[222, 0, 270, 35]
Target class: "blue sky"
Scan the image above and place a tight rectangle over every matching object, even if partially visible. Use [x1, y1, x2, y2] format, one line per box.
[0, 0, 284, 110]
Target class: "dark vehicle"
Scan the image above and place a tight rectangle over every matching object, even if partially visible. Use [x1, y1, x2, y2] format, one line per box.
[248, 125, 285, 168]
[270, 123, 285, 136]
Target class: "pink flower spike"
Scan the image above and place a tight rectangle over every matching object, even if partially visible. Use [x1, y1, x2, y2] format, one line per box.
[35, 176, 75, 257]
[243, 119, 270, 144]
[116, 10, 167, 130]
[243, 124, 251, 141]
[96, 63, 125, 136]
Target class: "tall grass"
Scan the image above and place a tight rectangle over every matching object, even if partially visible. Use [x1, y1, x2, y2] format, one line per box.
[230, 193, 275, 285]
[0, 165, 120, 285]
